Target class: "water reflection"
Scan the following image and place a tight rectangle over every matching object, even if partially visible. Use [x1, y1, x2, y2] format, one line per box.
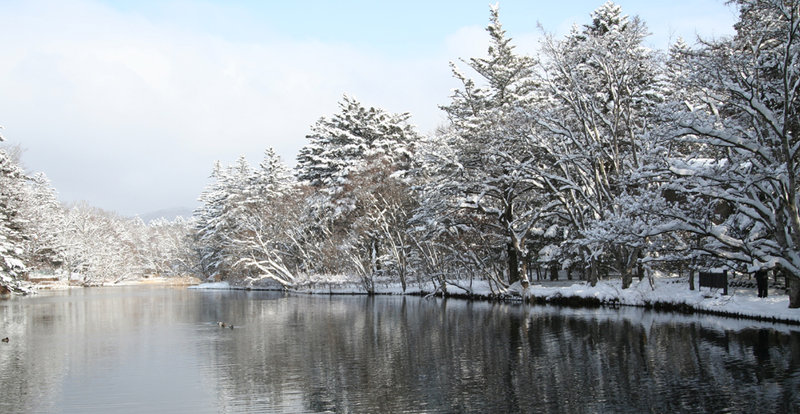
[0, 287, 798, 413]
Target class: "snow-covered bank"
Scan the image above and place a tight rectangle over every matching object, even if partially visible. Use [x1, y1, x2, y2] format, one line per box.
[111, 275, 202, 286]
[25, 275, 203, 290]
[190, 276, 800, 325]
[188, 281, 233, 290]
[518, 278, 800, 325]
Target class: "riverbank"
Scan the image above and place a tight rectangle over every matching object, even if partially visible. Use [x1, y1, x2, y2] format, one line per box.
[518, 277, 800, 325]
[191, 276, 800, 325]
[113, 275, 204, 286]
[28, 275, 203, 290]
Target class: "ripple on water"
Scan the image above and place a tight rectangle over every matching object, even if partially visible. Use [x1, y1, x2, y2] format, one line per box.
[1, 287, 798, 413]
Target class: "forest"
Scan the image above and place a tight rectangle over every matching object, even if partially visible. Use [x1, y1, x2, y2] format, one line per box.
[2, 0, 800, 309]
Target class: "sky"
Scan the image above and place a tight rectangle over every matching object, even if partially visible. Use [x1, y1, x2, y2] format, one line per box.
[0, 0, 738, 218]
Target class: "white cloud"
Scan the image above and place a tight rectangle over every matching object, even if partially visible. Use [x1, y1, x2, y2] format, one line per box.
[0, 0, 739, 216]
[444, 25, 489, 61]
[0, 0, 459, 215]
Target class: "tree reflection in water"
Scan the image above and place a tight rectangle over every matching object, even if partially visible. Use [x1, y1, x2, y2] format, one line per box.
[0, 288, 798, 413]
[205, 294, 800, 413]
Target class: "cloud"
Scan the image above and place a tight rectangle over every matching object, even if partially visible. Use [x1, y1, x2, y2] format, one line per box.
[0, 0, 460, 215]
[444, 25, 489, 62]
[0, 0, 738, 216]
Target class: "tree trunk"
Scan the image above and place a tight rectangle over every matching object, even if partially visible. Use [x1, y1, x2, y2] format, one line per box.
[520, 258, 529, 288]
[507, 242, 520, 285]
[619, 247, 640, 290]
[621, 267, 633, 290]
[789, 275, 800, 309]
[637, 259, 643, 282]
[372, 239, 381, 273]
[589, 260, 598, 287]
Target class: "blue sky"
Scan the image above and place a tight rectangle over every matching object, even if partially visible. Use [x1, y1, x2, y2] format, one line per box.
[0, 0, 737, 216]
[100, 0, 736, 52]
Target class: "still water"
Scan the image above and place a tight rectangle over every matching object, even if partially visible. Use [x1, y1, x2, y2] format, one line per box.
[0, 286, 798, 413]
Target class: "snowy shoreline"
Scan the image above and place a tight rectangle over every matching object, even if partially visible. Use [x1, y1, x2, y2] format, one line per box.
[189, 276, 800, 326]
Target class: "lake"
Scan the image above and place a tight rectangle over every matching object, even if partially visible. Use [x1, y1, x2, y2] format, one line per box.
[0, 286, 798, 413]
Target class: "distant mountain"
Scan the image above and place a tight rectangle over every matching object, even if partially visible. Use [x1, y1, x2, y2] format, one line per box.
[138, 207, 194, 223]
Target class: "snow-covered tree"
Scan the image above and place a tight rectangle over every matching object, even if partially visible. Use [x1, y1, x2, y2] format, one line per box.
[140, 216, 196, 277]
[536, 1, 663, 287]
[417, 4, 543, 289]
[193, 161, 228, 279]
[59, 203, 140, 285]
[227, 148, 300, 287]
[654, 0, 800, 307]
[0, 138, 29, 293]
[193, 157, 258, 280]
[295, 96, 419, 291]
[296, 95, 415, 196]
[17, 172, 66, 271]
[193, 149, 301, 286]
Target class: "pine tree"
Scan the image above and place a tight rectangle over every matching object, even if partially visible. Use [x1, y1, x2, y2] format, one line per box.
[18, 172, 66, 270]
[296, 95, 415, 196]
[254, 148, 294, 201]
[0, 142, 28, 293]
[295, 95, 419, 290]
[417, 4, 542, 288]
[193, 161, 230, 280]
[229, 148, 300, 287]
[193, 150, 300, 285]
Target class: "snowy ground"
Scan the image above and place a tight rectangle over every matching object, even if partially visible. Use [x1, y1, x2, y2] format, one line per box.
[519, 277, 800, 324]
[27, 275, 203, 290]
[111, 275, 202, 286]
[190, 275, 800, 325]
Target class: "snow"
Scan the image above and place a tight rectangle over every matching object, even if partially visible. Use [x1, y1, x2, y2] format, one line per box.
[188, 281, 232, 290]
[519, 277, 800, 324]
[190, 275, 800, 326]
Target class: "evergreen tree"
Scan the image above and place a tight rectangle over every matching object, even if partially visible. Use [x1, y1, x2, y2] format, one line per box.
[0, 137, 28, 293]
[193, 161, 230, 280]
[296, 95, 419, 291]
[230, 149, 300, 287]
[296, 95, 414, 196]
[417, 4, 544, 288]
[193, 150, 299, 285]
[18, 172, 66, 270]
